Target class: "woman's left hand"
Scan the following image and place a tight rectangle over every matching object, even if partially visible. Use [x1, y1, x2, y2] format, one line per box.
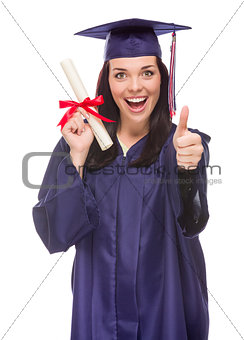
[173, 106, 204, 170]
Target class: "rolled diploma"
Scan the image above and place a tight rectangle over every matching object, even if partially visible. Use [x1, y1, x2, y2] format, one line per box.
[60, 58, 113, 151]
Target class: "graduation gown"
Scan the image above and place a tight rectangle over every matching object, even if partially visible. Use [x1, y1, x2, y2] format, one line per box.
[32, 123, 211, 340]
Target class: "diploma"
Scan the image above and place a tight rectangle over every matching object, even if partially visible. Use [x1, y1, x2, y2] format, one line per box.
[60, 58, 113, 151]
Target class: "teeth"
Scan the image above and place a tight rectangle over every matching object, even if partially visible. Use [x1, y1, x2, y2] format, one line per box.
[126, 97, 146, 103]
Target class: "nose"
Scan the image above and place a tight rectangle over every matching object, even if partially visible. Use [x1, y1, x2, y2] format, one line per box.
[128, 76, 143, 93]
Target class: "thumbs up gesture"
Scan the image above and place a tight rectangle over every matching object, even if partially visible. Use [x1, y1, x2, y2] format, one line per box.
[173, 106, 204, 170]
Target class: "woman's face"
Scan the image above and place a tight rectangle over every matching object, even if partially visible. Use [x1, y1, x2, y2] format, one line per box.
[108, 56, 161, 128]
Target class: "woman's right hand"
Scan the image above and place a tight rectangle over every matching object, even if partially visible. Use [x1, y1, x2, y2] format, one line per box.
[61, 108, 94, 154]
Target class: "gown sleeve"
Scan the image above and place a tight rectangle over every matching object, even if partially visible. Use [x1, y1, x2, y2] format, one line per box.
[165, 129, 211, 238]
[32, 136, 100, 254]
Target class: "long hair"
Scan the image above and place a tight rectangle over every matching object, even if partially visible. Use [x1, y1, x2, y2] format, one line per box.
[85, 56, 172, 169]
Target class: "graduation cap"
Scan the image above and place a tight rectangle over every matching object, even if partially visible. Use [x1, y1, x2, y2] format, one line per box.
[75, 18, 191, 118]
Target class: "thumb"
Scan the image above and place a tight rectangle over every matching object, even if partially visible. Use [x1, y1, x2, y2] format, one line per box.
[176, 105, 189, 137]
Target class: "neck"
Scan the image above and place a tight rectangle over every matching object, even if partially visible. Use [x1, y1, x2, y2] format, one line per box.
[117, 116, 149, 148]
[117, 118, 149, 148]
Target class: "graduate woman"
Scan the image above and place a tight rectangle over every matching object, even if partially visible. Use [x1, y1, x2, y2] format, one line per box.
[33, 19, 211, 340]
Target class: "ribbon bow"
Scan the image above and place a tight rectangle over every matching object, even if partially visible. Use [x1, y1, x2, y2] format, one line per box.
[57, 95, 115, 130]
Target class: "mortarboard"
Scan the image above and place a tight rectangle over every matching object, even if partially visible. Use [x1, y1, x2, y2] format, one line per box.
[75, 18, 191, 117]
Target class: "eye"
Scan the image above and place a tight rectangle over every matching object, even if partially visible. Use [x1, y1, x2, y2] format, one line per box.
[115, 72, 126, 79]
[142, 70, 153, 77]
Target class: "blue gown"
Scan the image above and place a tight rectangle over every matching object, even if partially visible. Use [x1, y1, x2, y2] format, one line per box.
[32, 123, 211, 340]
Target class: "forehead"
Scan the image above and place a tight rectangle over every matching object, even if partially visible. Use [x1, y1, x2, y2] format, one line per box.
[109, 56, 157, 70]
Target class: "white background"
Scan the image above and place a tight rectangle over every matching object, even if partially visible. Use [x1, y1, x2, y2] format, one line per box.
[1, 0, 244, 339]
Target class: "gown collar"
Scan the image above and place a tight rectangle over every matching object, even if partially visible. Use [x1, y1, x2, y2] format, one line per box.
[115, 123, 175, 162]
[116, 133, 149, 161]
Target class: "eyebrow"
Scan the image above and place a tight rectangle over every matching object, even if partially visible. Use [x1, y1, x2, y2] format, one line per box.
[112, 65, 156, 71]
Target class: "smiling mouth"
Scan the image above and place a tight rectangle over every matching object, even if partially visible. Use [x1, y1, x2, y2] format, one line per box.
[124, 96, 148, 112]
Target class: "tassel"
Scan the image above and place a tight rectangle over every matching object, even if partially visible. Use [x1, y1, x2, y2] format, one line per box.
[168, 32, 176, 118]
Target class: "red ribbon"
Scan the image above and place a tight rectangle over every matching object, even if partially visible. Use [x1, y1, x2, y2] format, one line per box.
[57, 95, 115, 130]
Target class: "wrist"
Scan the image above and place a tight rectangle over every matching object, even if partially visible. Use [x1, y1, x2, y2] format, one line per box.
[70, 148, 88, 157]
[70, 149, 88, 165]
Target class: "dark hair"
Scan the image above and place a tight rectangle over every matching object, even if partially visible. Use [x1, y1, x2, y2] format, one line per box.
[85, 56, 172, 169]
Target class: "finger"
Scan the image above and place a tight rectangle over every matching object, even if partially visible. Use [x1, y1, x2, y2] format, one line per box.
[177, 106, 189, 133]
[72, 110, 82, 118]
[177, 145, 194, 155]
[177, 133, 201, 148]
[177, 161, 198, 170]
[72, 109, 86, 120]
[177, 144, 203, 155]
[72, 115, 85, 135]
[77, 107, 90, 119]
[64, 119, 79, 134]
[177, 154, 199, 163]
